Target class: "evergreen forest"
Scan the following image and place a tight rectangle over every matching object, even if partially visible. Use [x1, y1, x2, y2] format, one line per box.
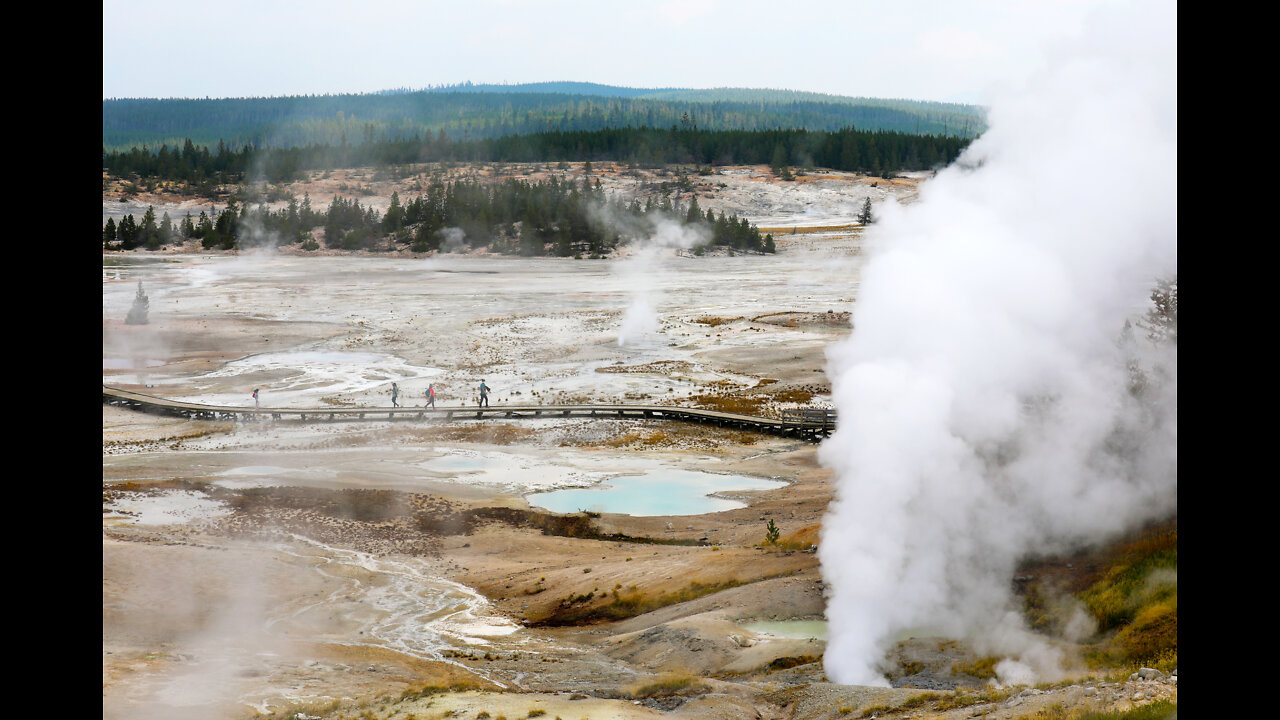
[103, 125, 970, 186]
[103, 177, 774, 257]
[104, 84, 985, 151]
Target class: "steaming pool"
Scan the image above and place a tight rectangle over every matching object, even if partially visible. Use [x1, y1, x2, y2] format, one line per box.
[526, 469, 785, 516]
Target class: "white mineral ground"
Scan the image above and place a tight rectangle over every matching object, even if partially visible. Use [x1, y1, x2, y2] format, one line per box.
[103, 164, 1173, 720]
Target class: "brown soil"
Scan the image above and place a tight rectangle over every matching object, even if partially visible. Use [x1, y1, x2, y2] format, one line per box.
[754, 310, 853, 328]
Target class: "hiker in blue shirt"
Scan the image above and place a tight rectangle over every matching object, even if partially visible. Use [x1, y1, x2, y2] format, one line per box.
[478, 380, 490, 408]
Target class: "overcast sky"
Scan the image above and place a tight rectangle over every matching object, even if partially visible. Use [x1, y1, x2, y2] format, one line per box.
[103, 0, 1136, 104]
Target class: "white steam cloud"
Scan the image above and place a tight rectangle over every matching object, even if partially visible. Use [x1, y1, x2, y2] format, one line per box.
[439, 227, 468, 253]
[237, 207, 282, 253]
[614, 214, 708, 346]
[818, 1, 1176, 686]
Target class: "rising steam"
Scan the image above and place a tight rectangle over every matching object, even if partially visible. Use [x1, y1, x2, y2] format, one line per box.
[818, 1, 1176, 686]
[614, 213, 708, 346]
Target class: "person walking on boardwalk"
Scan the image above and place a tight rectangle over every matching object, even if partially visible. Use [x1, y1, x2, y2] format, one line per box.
[391, 382, 401, 408]
[253, 388, 260, 410]
[478, 379, 490, 408]
[426, 383, 436, 408]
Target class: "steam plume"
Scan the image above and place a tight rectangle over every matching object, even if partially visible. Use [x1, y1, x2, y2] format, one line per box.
[818, 1, 1176, 686]
[439, 227, 468, 253]
[614, 214, 708, 346]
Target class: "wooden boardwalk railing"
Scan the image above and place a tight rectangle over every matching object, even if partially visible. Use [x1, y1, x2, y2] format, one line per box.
[103, 385, 836, 442]
[780, 408, 838, 430]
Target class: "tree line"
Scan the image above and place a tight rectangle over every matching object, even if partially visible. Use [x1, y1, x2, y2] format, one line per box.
[103, 89, 984, 150]
[103, 176, 775, 256]
[103, 125, 970, 186]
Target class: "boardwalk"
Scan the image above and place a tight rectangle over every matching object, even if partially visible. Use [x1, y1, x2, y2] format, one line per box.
[103, 385, 835, 442]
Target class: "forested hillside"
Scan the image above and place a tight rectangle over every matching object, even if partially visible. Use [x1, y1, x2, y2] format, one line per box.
[103, 84, 985, 151]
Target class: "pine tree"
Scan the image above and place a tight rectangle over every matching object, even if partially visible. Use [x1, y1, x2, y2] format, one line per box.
[103, 218, 117, 249]
[382, 191, 404, 233]
[196, 211, 212, 238]
[765, 518, 780, 545]
[214, 202, 239, 249]
[770, 144, 787, 174]
[857, 197, 875, 225]
[685, 196, 702, 225]
[140, 206, 161, 249]
[125, 282, 150, 325]
[771, 144, 793, 179]
[160, 211, 174, 245]
[118, 214, 139, 249]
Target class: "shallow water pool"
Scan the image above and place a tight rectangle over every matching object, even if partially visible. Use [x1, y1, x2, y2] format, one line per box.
[527, 469, 784, 516]
[742, 620, 828, 640]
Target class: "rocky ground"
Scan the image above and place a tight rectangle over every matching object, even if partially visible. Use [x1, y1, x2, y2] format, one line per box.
[103, 165, 1174, 720]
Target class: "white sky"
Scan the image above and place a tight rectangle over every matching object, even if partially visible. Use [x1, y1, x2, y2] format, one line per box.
[102, 0, 1137, 104]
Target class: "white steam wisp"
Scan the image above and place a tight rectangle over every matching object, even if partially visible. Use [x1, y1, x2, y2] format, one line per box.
[615, 215, 708, 346]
